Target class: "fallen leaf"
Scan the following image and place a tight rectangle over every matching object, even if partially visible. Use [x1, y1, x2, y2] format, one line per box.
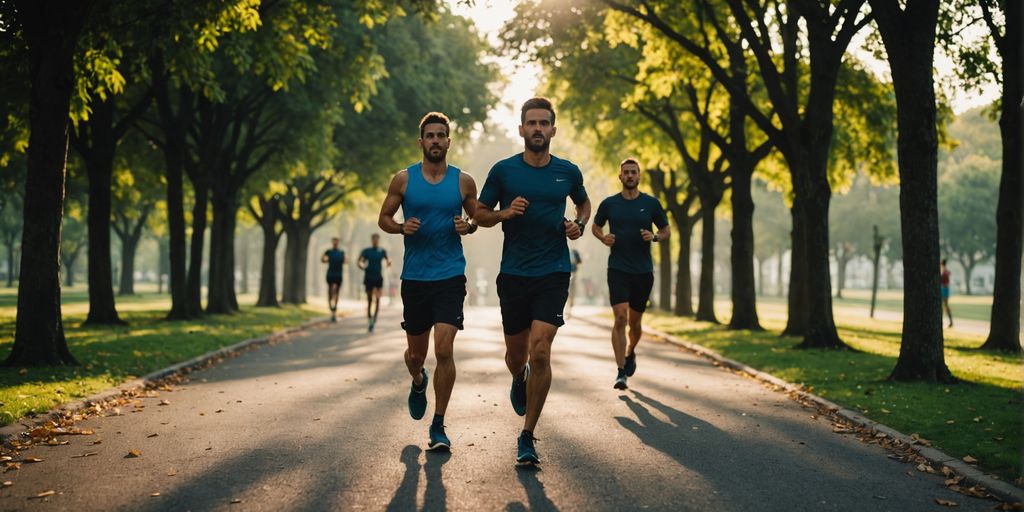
[2, 481, 11, 487]
[158, 400, 171, 406]
[126, 450, 141, 458]
[23, 457, 43, 463]
[215, 409, 224, 413]
[934, 498, 958, 507]
[147, 434, 158, 438]
[150, 492, 161, 497]
[972, 416, 982, 422]
[941, 467, 953, 477]
[70, 452, 98, 459]
[230, 499, 242, 504]
[962, 455, 977, 464]
[29, 490, 54, 499]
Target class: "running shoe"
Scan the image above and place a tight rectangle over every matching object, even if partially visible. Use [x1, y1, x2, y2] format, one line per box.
[368, 318, 375, 333]
[614, 374, 628, 390]
[510, 363, 529, 417]
[427, 422, 451, 452]
[408, 368, 429, 420]
[516, 431, 540, 465]
[625, 351, 637, 376]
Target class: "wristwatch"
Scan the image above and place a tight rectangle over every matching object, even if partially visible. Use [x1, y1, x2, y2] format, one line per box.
[573, 219, 586, 232]
[652, 234, 660, 242]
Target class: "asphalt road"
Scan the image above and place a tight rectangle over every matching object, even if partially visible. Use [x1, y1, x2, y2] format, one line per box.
[0, 306, 997, 511]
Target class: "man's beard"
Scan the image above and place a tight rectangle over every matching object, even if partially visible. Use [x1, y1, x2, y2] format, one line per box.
[423, 145, 447, 163]
[623, 180, 639, 190]
[524, 134, 550, 153]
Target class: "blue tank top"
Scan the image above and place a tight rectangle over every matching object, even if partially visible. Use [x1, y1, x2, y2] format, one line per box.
[400, 162, 466, 281]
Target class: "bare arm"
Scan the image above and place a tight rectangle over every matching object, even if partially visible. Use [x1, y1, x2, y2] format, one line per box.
[378, 171, 419, 235]
[455, 173, 480, 235]
[591, 219, 615, 247]
[473, 196, 529, 228]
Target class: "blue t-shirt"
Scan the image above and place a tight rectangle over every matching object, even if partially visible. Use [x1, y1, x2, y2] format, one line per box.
[360, 247, 388, 280]
[479, 153, 588, 277]
[400, 162, 466, 281]
[593, 192, 669, 274]
[324, 248, 345, 278]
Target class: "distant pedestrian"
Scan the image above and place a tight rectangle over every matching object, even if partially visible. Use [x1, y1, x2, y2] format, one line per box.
[358, 234, 391, 332]
[377, 111, 480, 452]
[941, 259, 954, 328]
[592, 158, 669, 390]
[321, 237, 345, 323]
[566, 249, 582, 318]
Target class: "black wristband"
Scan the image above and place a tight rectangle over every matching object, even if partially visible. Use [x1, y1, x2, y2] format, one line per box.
[398, 223, 405, 235]
[573, 219, 586, 232]
[467, 223, 478, 234]
[652, 234, 660, 242]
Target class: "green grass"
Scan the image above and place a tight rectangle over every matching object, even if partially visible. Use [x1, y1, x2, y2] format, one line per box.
[0, 285, 325, 426]
[642, 298, 1023, 482]
[757, 288, 994, 323]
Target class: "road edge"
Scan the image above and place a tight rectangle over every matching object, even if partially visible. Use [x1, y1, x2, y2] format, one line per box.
[0, 316, 332, 443]
[578, 315, 1024, 504]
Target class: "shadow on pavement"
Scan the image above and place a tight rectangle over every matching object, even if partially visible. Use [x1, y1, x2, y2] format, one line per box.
[386, 445, 423, 511]
[507, 465, 559, 512]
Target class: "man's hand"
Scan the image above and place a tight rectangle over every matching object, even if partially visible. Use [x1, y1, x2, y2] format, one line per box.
[640, 229, 655, 242]
[500, 196, 529, 221]
[454, 216, 471, 235]
[601, 233, 616, 247]
[402, 217, 421, 235]
[564, 218, 582, 240]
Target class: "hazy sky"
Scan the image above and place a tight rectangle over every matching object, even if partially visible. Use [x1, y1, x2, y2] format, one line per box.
[448, 0, 999, 138]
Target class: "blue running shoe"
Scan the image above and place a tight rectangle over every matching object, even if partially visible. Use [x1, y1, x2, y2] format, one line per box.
[516, 431, 539, 465]
[427, 422, 451, 452]
[510, 363, 529, 417]
[408, 368, 429, 420]
[625, 352, 637, 377]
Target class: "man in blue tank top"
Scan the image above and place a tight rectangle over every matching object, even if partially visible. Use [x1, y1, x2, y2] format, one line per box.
[377, 112, 480, 452]
[321, 237, 345, 322]
[358, 233, 390, 333]
[475, 97, 591, 465]
[592, 158, 670, 391]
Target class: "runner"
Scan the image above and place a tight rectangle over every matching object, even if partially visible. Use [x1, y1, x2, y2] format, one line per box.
[565, 248, 582, 319]
[378, 112, 479, 452]
[357, 234, 391, 332]
[474, 97, 590, 465]
[592, 158, 669, 390]
[321, 237, 345, 322]
[941, 259, 954, 328]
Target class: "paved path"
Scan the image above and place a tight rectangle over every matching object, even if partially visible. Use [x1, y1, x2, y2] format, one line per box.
[0, 307, 997, 511]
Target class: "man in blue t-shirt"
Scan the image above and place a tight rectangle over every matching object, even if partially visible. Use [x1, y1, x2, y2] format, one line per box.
[474, 97, 591, 466]
[321, 237, 345, 322]
[377, 112, 480, 452]
[357, 233, 391, 333]
[593, 158, 670, 390]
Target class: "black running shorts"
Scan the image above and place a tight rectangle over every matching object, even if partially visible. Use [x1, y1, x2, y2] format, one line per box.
[401, 275, 466, 336]
[326, 275, 342, 286]
[608, 268, 654, 313]
[364, 276, 384, 294]
[496, 272, 570, 335]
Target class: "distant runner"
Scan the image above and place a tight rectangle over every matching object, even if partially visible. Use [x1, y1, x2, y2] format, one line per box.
[941, 259, 954, 328]
[321, 237, 345, 323]
[358, 234, 391, 332]
[592, 158, 669, 390]
[378, 112, 479, 452]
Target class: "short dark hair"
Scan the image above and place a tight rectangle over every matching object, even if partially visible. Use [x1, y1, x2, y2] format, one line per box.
[520, 97, 555, 125]
[941, 258, 947, 265]
[419, 112, 450, 138]
[620, 158, 640, 170]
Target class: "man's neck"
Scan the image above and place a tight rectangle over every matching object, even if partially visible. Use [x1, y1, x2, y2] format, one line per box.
[620, 188, 640, 200]
[422, 159, 447, 177]
[522, 148, 551, 168]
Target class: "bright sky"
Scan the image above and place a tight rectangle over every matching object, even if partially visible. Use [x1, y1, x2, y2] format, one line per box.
[449, 0, 999, 137]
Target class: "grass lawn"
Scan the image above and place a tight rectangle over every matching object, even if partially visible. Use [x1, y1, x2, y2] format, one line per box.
[643, 297, 1023, 482]
[0, 285, 325, 426]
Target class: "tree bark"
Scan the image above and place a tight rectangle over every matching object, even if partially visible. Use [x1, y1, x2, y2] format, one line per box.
[240, 230, 249, 295]
[870, 0, 954, 381]
[186, 180, 208, 317]
[835, 246, 850, 299]
[776, 247, 785, 297]
[206, 187, 240, 314]
[5, 237, 16, 288]
[782, 203, 808, 336]
[729, 161, 761, 330]
[5, 0, 90, 366]
[281, 225, 312, 304]
[696, 199, 719, 323]
[157, 237, 169, 294]
[659, 234, 672, 312]
[983, 0, 1022, 353]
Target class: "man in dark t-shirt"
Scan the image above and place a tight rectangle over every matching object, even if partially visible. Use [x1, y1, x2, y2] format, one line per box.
[358, 233, 391, 332]
[593, 158, 669, 390]
[321, 237, 345, 322]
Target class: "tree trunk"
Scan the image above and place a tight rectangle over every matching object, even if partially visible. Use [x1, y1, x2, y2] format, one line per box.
[836, 248, 848, 299]
[118, 236, 137, 295]
[206, 189, 239, 314]
[240, 230, 249, 295]
[5, 0, 90, 366]
[281, 225, 312, 304]
[959, 258, 975, 296]
[79, 100, 123, 325]
[871, 0, 954, 381]
[797, 171, 844, 348]
[659, 235, 672, 312]
[675, 218, 695, 316]
[729, 164, 761, 330]
[257, 228, 281, 308]
[782, 203, 808, 336]
[151, 66, 190, 320]
[983, 0, 1022, 353]
[186, 181, 208, 317]
[757, 257, 764, 297]
[63, 250, 78, 288]
[157, 237, 168, 294]
[696, 199, 718, 323]
[776, 247, 785, 297]
[6, 238, 16, 288]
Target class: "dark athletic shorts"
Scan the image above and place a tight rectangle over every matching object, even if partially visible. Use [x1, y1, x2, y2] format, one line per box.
[326, 275, 342, 286]
[401, 275, 466, 336]
[608, 268, 654, 313]
[496, 272, 570, 335]
[364, 276, 384, 294]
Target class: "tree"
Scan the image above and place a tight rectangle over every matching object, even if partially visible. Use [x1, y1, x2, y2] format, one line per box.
[110, 147, 161, 296]
[869, 0, 954, 382]
[938, 154, 998, 295]
[3, 0, 92, 366]
[650, 169, 700, 315]
[60, 199, 87, 288]
[248, 192, 284, 307]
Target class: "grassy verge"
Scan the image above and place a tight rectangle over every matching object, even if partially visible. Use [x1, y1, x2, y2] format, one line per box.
[642, 301, 1022, 482]
[0, 288, 324, 426]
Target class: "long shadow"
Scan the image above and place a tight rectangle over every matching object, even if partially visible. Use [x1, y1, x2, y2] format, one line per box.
[423, 449, 452, 512]
[386, 445, 423, 512]
[506, 466, 559, 512]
